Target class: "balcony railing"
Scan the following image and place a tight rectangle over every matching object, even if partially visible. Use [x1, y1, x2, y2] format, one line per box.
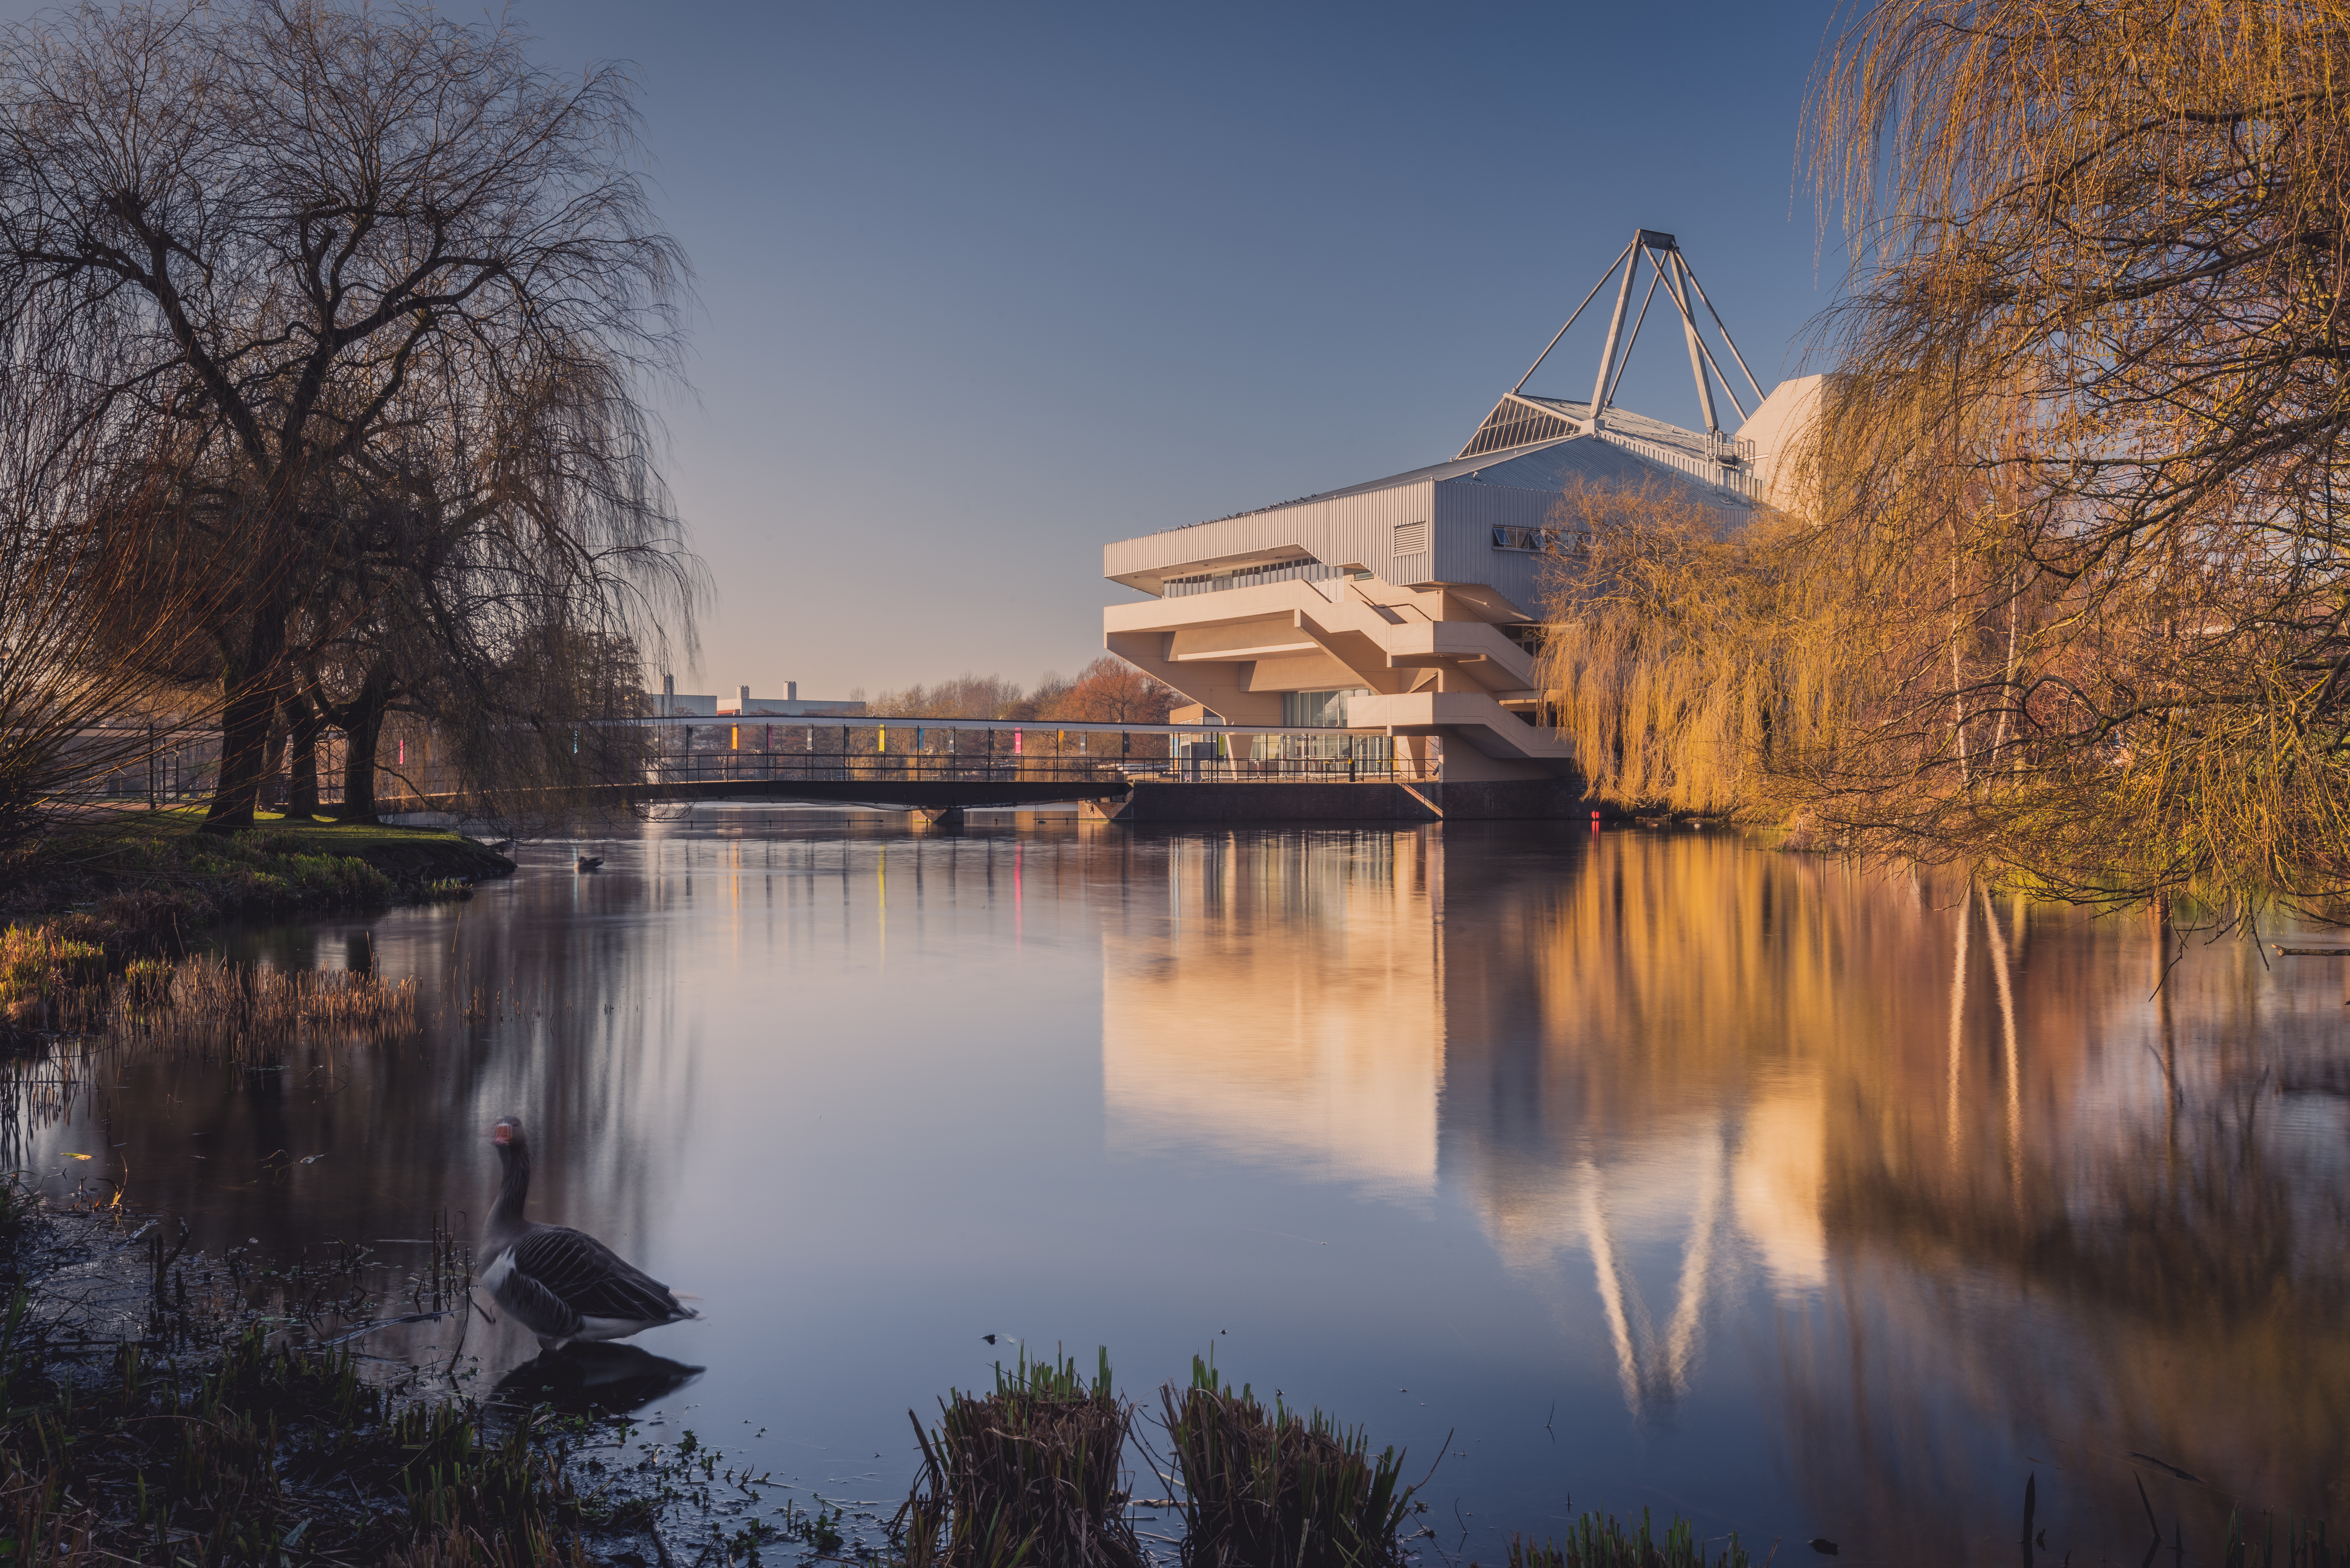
[1163, 560, 1343, 597]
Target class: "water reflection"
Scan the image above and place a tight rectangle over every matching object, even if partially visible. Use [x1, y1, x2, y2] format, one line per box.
[1105, 827, 2350, 1557]
[18, 819, 2350, 1564]
[494, 1344, 706, 1416]
[1103, 831, 1443, 1195]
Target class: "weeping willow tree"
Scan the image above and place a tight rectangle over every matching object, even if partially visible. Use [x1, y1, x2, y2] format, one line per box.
[288, 340, 702, 825]
[0, 352, 236, 871]
[1536, 478, 1892, 820]
[1547, 0, 2350, 910]
[0, 0, 688, 830]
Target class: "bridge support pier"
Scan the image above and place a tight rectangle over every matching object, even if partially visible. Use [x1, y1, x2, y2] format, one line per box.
[911, 804, 967, 832]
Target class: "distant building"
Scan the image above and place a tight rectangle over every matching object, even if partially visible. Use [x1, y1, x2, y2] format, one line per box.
[720, 683, 865, 719]
[647, 675, 717, 718]
[643, 677, 865, 720]
[1098, 229, 1818, 785]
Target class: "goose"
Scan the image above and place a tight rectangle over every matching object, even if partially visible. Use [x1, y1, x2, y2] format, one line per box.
[479, 1116, 701, 1350]
[575, 853, 603, 872]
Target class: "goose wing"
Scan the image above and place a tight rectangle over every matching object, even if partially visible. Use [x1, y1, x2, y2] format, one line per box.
[510, 1225, 686, 1324]
[494, 1262, 586, 1341]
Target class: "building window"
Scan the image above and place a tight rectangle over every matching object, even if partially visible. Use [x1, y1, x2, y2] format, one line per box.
[1282, 689, 1366, 727]
[1491, 524, 1588, 553]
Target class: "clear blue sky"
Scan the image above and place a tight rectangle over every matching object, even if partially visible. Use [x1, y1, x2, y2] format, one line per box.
[523, 2, 1849, 698]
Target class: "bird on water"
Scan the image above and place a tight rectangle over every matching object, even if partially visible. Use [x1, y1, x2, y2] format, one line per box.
[479, 1116, 701, 1351]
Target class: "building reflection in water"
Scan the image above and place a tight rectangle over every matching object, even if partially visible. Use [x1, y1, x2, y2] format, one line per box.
[1104, 829, 1443, 1196]
[1102, 824, 2350, 1549]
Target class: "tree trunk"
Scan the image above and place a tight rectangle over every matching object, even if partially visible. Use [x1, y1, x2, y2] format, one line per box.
[260, 713, 288, 811]
[284, 687, 330, 820]
[334, 661, 396, 824]
[203, 596, 290, 834]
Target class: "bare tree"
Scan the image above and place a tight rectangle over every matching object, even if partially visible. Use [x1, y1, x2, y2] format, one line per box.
[1037, 656, 1175, 726]
[0, 0, 688, 830]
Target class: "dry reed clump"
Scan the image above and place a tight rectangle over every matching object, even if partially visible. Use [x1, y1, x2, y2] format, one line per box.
[892, 1346, 1143, 1568]
[0, 924, 108, 1036]
[1497, 1514, 1750, 1568]
[106, 953, 418, 1058]
[1156, 1352, 1424, 1568]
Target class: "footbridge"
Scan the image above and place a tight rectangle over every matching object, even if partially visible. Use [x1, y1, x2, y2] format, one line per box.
[389, 713, 1453, 824]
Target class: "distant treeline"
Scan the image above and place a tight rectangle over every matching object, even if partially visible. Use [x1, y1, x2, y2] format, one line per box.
[866, 658, 1176, 727]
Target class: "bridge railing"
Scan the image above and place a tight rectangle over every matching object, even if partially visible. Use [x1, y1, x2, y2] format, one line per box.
[647, 753, 1130, 786]
[637, 753, 1438, 787]
[1120, 757, 1436, 784]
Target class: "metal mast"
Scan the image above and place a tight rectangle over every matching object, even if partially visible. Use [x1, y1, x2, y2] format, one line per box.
[1512, 227, 1764, 439]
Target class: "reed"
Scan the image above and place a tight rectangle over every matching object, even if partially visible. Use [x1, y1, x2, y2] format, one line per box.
[2225, 1511, 2341, 1568]
[1156, 1352, 1422, 1568]
[0, 923, 107, 1032]
[893, 1346, 1143, 1568]
[1498, 1514, 1750, 1568]
[103, 952, 418, 1060]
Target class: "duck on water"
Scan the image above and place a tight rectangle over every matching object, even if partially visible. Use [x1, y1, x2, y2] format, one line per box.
[480, 1116, 702, 1351]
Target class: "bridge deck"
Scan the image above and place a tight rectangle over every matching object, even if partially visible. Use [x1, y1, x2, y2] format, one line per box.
[389, 759, 1430, 816]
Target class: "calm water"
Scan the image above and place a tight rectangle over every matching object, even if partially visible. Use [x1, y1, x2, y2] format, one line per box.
[22, 819, 2350, 1564]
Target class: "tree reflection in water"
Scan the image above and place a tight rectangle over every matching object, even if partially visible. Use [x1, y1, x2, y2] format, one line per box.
[1109, 825, 2350, 1561]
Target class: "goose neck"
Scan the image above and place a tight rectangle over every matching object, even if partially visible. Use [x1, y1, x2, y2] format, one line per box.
[488, 1138, 531, 1241]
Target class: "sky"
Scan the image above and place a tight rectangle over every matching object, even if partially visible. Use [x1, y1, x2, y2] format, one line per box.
[498, 3, 1850, 698]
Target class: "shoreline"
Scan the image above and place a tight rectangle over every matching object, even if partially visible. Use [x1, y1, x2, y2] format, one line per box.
[0, 1190, 802, 1567]
[0, 815, 514, 1034]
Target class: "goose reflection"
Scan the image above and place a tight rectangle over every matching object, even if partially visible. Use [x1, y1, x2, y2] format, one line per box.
[492, 1343, 705, 1415]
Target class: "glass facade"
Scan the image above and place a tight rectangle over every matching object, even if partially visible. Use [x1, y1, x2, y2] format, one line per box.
[1281, 689, 1361, 727]
[1262, 690, 1388, 763]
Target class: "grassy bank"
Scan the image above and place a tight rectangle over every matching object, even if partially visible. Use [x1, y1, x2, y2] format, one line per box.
[35, 809, 517, 904]
[0, 813, 512, 1022]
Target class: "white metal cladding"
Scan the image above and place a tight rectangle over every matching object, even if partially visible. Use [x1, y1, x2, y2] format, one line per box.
[1430, 479, 1560, 609]
[1104, 426, 1754, 604]
[1104, 479, 1437, 593]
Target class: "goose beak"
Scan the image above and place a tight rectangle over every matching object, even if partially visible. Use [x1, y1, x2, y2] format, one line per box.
[492, 1124, 512, 1146]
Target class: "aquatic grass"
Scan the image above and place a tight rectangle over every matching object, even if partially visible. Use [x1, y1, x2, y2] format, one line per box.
[893, 1345, 1144, 1568]
[1156, 1350, 1424, 1568]
[104, 952, 418, 1060]
[0, 1206, 680, 1568]
[1498, 1513, 1751, 1568]
[2226, 1510, 2342, 1567]
[0, 1319, 605, 1566]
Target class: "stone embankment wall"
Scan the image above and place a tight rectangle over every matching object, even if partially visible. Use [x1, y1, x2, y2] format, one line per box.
[1086, 779, 1586, 822]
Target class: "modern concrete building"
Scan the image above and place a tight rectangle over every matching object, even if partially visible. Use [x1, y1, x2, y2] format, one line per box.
[1100, 229, 1818, 794]
[644, 677, 866, 720]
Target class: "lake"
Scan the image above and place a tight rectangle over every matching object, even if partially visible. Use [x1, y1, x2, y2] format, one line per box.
[22, 817, 2350, 1565]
